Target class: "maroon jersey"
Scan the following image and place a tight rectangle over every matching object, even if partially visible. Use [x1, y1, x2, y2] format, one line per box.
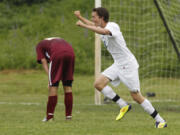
[36, 38, 75, 85]
[36, 38, 74, 64]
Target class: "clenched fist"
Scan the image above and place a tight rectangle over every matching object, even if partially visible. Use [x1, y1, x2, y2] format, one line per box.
[76, 20, 83, 26]
[74, 10, 81, 18]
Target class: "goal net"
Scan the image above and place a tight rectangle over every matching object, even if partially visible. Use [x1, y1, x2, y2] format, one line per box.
[98, 0, 180, 103]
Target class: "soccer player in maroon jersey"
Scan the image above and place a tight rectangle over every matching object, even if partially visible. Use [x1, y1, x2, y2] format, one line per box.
[36, 37, 75, 121]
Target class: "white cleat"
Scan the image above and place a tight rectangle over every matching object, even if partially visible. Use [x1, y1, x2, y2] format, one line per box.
[66, 116, 72, 120]
[42, 117, 54, 122]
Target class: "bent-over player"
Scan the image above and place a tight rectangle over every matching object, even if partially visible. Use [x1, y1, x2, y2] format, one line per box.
[36, 37, 75, 121]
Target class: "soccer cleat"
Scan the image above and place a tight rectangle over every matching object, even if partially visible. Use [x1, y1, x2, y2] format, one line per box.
[42, 117, 54, 122]
[116, 105, 131, 121]
[155, 121, 167, 128]
[66, 115, 72, 120]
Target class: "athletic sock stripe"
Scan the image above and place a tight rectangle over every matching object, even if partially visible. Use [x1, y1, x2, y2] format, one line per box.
[112, 95, 120, 102]
[151, 110, 158, 118]
[49, 61, 52, 86]
[48, 113, 54, 116]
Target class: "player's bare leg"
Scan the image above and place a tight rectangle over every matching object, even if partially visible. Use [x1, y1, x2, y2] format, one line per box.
[49, 86, 58, 96]
[94, 74, 109, 91]
[63, 86, 73, 120]
[94, 74, 130, 120]
[130, 91, 167, 128]
[42, 86, 58, 122]
[130, 91, 145, 104]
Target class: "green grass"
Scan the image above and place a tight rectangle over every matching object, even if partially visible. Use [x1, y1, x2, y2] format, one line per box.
[0, 70, 180, 135]
[0, 0, 95, 73]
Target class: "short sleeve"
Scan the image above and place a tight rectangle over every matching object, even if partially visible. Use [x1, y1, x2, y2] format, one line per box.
[105, 22, 120, 37]
[36, 43, 46, 64]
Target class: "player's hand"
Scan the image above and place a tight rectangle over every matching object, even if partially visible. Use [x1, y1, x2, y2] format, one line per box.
[76, 20, 83, 27]
[74, 10, 81, 18]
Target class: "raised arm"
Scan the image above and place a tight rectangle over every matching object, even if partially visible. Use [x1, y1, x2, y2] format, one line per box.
[74, 10, 95, 26]
[76, 20, 111, 35]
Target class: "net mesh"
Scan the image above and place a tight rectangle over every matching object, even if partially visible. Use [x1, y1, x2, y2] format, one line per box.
[101, 0, 180, 101]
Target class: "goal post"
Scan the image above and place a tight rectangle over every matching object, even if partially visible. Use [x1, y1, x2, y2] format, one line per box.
[154, 0, 180, 61]
[94, 0, 102, 105]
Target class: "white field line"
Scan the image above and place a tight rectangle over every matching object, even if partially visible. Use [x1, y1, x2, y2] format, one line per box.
[0, 99, 179, 106]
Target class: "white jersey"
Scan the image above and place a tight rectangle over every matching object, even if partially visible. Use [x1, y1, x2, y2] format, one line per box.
[100, 22, 139, 67]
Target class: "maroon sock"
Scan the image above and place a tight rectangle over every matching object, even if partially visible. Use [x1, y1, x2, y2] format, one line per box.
[46, 96, 57, 120]
[64, 92, 73, 117]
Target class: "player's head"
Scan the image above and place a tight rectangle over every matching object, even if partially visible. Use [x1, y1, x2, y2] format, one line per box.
[92, 7, 109, 26]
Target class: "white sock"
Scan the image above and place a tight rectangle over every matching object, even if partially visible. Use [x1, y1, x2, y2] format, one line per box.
[141, 99, 155, 114]
[154, 114, 165, 123]
[141, 99, 165, 122]
[116, 98, 128, 108]
[101, 85, 116, 99]
[101, 85, 127, 108]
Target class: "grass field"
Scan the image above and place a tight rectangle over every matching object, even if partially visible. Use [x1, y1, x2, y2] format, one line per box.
[0, 70, 180, 135]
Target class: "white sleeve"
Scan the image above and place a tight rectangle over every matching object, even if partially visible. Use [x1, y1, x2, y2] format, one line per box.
[105, 23, 119, 37]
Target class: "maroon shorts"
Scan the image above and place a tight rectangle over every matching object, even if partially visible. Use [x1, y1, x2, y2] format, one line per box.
[49, 52, 75, 86]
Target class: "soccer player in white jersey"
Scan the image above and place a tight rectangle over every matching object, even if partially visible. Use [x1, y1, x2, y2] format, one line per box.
[74, 7, 167, 128]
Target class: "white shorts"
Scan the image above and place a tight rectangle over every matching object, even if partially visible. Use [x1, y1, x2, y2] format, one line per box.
[102, 62, 140, 92]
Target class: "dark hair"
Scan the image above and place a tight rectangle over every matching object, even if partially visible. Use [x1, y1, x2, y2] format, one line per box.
[92, 7, 109, 22]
